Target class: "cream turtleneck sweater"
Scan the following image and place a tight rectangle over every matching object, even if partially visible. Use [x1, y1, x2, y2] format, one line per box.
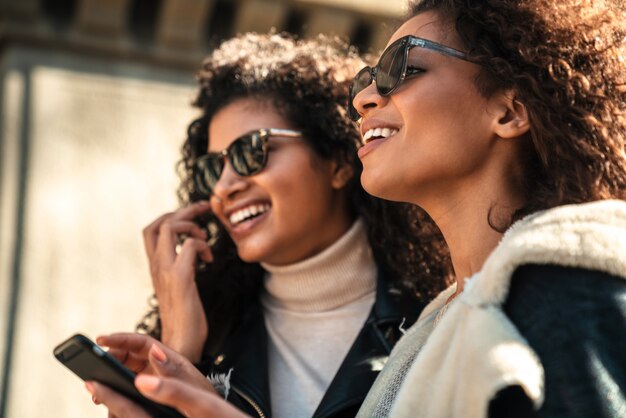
[260, 219, 377, 418]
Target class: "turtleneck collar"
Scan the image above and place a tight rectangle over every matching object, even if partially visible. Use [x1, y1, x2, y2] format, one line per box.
[260, 218, 377, 312]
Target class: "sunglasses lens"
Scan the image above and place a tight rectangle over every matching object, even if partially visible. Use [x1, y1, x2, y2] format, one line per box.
[194, 156, 223, 196]
[193, 131, 270, 195]
[348, 67, 373, 120]
[376, 41, 405, 95]
[229, 132, 266, 176]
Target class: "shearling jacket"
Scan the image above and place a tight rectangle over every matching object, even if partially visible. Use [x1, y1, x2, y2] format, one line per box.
[358, 199, 626, 418]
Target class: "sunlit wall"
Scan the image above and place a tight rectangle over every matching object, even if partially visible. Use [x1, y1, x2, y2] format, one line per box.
[0, 48, 196, 417]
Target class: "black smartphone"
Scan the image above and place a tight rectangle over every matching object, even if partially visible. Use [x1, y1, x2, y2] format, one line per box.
[53, 334, 185, 418]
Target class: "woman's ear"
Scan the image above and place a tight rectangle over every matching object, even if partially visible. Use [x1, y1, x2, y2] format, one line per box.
[330, 159, 354, 189]
[491, 90, 530, 139]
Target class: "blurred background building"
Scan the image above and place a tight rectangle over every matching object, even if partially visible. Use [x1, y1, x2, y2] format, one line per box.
[0, 0, 405, 416]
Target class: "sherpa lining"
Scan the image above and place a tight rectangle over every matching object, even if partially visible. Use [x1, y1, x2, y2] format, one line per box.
[388, 200, 626, 418]
[207, 368, 233, 400]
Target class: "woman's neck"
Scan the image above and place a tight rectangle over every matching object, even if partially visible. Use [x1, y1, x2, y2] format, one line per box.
[436, 203, 504, 295]
[423, 176, 525, 297]
[260, 218, 377, 312]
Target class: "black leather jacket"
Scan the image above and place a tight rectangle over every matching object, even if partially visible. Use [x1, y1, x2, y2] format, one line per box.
[197, 272, 427, 418]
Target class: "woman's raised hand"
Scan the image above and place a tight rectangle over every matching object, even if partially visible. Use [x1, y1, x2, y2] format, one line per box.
[142, 202, 213, 362]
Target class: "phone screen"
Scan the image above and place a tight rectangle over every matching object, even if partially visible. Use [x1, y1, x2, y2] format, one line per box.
[54, 334, 184, 418]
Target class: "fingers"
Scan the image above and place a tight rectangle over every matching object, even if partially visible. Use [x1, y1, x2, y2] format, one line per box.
[176, 238, 214, 265]
[107, 347, 152, 374]
[155, 222, 208, 267]
[144, 204, 214, 292]
[147, 345, 217, 395]
[162, 221, 209, 243]
[135, 376, 247, 418]
[98, 334, 154, 374]
[143, 201, 212, 261]
[147, 344, 181, 378]
[97, 333, 156, 359]
[170, 200, 212, 221]
[143, 212, 174, 260]
[86, 381, 153, 418]
[98, 334, 201, 381]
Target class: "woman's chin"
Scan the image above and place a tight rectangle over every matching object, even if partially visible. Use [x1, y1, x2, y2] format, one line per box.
[360, 173, 395, 201]
[236, 248, 264, 264]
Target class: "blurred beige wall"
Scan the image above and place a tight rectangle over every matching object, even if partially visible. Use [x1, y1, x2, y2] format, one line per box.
[0, 0, 405, 416]
[1, 48, 196, 417]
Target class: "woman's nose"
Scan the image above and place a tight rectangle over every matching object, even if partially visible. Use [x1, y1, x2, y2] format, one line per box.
[352, 81, 387, 119]
[211, 162, 248, 203]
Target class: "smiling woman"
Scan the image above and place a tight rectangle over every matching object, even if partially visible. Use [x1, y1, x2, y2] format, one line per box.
[207, 99, 353, 266]
[351, 0, 626, 417]
[87, 32, 453, 418]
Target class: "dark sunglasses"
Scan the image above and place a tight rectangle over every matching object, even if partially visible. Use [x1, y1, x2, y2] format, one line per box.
[193, 128, 303, 197]
[348, 35, 469, 121]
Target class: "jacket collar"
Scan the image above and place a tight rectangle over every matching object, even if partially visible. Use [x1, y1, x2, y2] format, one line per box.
[466, 199, 626, 306]
[312, 269, 425, 417]
[216, 301, 272, 416]
[211, 268, 426, 418]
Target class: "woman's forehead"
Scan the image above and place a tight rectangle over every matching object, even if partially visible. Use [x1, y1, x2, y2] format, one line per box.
[387, 11, 460, 50]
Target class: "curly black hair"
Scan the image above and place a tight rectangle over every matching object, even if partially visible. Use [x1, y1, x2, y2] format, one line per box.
[137, 32, 453, 353]
[409, 0, 626, 221]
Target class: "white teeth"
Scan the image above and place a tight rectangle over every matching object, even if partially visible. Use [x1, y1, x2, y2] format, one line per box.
[362, 128, 399, 144]
[229, 203, 271, 225]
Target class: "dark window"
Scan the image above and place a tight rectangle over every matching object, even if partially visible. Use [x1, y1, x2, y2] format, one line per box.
[283, 8, 308, 38]
[128, 0, 162, 44]
[206, 0, 237, 49]
[351, 20, 372, 54]
[41, 0, 77, 31]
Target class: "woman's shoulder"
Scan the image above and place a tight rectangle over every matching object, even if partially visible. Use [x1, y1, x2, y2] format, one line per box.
[504, 263, 626, 344]
[500, 264, 626, 418]
[506, 264, 626, 313]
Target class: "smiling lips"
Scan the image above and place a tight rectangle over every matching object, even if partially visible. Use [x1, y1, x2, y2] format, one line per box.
[229, 203, 271, 226]
[362, 127, 398, 144]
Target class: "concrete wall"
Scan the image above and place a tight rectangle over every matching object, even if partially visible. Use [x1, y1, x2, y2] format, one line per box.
[0, 47, 196, 418]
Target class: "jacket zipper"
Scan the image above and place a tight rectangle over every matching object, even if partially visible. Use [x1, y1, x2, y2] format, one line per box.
[232, 387, 265, 418]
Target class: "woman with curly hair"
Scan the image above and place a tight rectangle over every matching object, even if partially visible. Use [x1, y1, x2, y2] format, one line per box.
[85, 32, 451, 418]
[349, 0, 626, 417]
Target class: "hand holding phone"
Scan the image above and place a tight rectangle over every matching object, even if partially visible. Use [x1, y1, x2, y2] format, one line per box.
[53, 334, 185, 418]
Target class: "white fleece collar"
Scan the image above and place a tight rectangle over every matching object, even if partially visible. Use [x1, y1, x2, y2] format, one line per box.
[465, 199, 626, 307]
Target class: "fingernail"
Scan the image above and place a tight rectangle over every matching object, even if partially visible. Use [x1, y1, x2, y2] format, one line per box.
[151, 344, 167, 364]
[136, 375, 160, 393]
[85, 381, 95, 395]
